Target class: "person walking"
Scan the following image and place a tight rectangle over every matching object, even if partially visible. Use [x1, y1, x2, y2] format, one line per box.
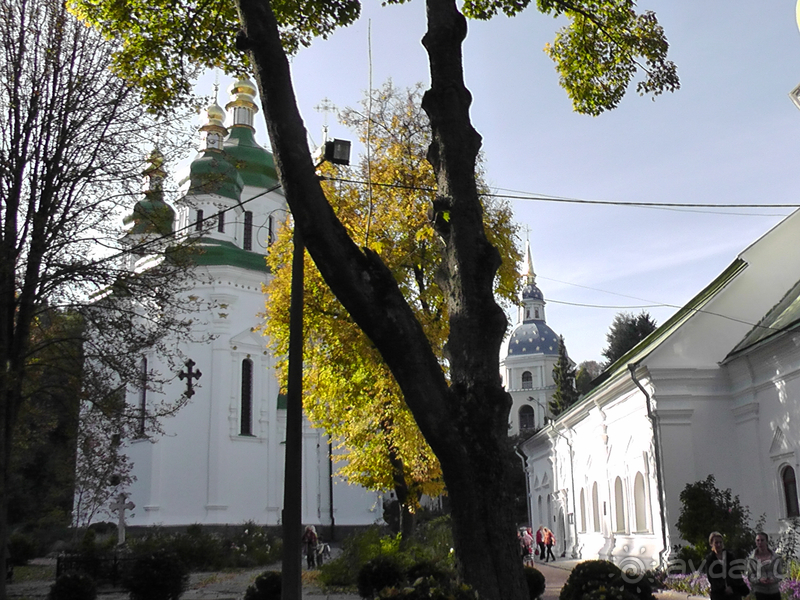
[702, 531, 749, 600]
[535, 526, 546, 562]
[301, 525, 318, 569]
[521, 528, 534, 566]
[544, 527, 557, 562]
[748, 532, 785, 600]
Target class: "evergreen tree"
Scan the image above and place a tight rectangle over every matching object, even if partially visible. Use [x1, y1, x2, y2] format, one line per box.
[602, 311, 658, 366]
[575, 360, 602, 396]
[550, 336, 579, 417]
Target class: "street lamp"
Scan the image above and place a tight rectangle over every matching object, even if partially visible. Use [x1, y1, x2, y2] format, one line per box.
[281, 139, 350, 600]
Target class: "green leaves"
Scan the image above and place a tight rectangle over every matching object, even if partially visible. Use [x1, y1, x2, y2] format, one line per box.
[541, 0, 679, 115]
[67, 0, 361, 111]
[462, 0, 679, 116]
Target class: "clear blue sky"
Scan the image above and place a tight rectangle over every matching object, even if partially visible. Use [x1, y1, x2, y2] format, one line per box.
[200, 2, 800, 364]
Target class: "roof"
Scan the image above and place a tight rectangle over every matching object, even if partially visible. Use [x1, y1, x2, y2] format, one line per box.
[573, 258, 748, 403]
[187, 151, 244, 201]
[191, 238, 270, 273]
[223, 126, 279, 189]
[507, 320, 560, 356]
[725, 277, 800, 359]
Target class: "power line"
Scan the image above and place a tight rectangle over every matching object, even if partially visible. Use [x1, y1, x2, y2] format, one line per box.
[321, 176, 799, 212]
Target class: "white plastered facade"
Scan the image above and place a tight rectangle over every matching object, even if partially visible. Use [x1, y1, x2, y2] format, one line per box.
[521, 208, 800, 569]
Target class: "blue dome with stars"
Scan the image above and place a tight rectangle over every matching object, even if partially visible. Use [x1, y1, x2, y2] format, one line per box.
[521, 282, 544, 302]
[506, 320, 560, 357]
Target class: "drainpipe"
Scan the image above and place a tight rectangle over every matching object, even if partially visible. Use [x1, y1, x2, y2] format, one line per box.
[628, 363, 669, 569]
[549, 423, 579, 558]
[328, 438, 335, 541]
[515, 444, 533, 530]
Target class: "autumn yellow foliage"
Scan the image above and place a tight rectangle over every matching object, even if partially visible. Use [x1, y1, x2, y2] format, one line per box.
[262, 82, 520, 510]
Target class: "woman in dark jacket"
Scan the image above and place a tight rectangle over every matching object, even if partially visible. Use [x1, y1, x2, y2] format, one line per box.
[702, 531, 749, 600]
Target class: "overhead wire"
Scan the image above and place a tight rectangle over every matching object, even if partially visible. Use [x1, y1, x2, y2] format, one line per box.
[86, 168, 791, 333]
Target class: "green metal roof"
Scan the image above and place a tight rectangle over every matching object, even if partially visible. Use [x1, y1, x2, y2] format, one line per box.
[124, 196, 175, 236]
[191, 238, 270, 273]
[187, 151, 244, 201]
[223, 126, 279, 188]
[726, 276, 800, 359]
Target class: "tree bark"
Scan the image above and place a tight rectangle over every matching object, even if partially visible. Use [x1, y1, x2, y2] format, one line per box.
[235, 0, 528, 597]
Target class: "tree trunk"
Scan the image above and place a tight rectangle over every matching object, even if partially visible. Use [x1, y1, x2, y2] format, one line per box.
[235, 0, 528, 597]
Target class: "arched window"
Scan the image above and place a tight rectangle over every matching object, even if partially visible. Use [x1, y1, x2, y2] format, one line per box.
[138, 357, 147, 436]
[243, 211, 253, 250]
[195, 209, 204, 231]
[547, 494, 552, 525]
[634, 472, 647, 532]
[537, 495, 543, 524]
[783, 465, 800, 518]
[240, 359, 253, 435]
[614, 476, 626, 533]
[522, 371, 533, 390]
[592, 482, 600, 532]
[519, 405, 535, 432]
[579, 489, 586, 533]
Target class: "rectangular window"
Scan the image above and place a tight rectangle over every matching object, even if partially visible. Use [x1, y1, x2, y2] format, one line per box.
[240, 359, 253, 435]
[195, 209, 204, 231]
[244, 211, 253, 251]
[218, 211, 225, 233]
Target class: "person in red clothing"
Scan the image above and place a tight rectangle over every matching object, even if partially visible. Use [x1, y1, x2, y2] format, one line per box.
[543, 527, 557, 562]
[535, 526, 545, 561]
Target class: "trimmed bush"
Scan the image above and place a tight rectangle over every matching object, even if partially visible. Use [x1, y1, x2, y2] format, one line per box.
[559, 560, 654, 600]
[524, 566, 546, 599]
[48, 572, 97, 600]
[358, 555, 406, 599]
[124, 551, 189, 600]
[243, 571, 282, 600]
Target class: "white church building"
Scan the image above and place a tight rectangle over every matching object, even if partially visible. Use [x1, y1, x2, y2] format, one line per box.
[501, 245, 564, 436]
[520, 208, 800, 569]
[118, 79, 380, 531]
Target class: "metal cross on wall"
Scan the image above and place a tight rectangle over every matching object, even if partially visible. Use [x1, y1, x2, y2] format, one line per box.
[178, 359, 202, 398]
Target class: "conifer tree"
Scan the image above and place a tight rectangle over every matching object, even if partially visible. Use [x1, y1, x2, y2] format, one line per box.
[550, 336, 578, 417]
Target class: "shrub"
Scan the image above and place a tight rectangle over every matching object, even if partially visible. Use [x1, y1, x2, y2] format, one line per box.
[124, 551, 189, 600]
[318, 556, 356, 588]
[9, 532, 37, 566]
[406, 560, 451, 586]
[560, 560, 654, 600]
[48, 572, 97, 600]
[243, 571, 282, 600]
[583, 587, 639, 600]
[358, 555, 406, 599]
[676, 475, 756, 557]
[523, 566, 546, 599]
[375, 576, 477, 600]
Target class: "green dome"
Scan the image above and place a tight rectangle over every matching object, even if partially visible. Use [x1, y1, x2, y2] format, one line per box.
[188, 150, 244, 201]
[223, 126, 279, 188]
[124, 196, 175, 236]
